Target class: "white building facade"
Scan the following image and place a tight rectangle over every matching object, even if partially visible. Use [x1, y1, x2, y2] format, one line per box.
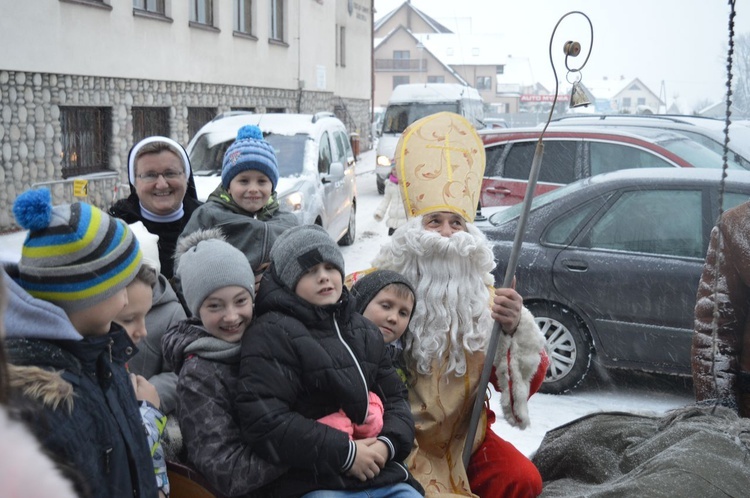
[0, 0, 373, 230]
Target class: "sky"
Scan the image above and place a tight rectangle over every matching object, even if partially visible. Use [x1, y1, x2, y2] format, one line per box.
[374, 0, 750, 113]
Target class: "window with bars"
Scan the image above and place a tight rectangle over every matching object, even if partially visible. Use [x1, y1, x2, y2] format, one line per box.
[188, 107, 216, 141]
[236, 0, 252, 34]
[60, 107, 112, 178]
[132, 0, 164, 14]
[190, 0, 213, 25]
[132, 107, 170, 143]
[270, 0, 284, 41]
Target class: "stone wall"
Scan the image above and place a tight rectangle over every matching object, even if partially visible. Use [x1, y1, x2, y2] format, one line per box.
[0, 69, 371, 231]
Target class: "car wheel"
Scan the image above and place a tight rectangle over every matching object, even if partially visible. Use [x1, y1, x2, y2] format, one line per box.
[527, 302, 592, 394]
[376, 176, 385, 195]
[339, 203, 356, 246]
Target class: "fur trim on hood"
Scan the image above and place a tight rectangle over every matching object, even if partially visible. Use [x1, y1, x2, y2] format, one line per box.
[9, 365, 74, 414]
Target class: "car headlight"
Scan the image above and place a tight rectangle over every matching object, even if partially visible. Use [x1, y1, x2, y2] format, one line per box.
[281, 191, 304, 212]
[377, 155, 393, 167]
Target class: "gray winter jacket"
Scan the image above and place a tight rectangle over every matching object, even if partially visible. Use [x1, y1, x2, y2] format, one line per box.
[127, 273, 185, 414]
[163, 319, 284, 497]
[180, 186, 299, 272]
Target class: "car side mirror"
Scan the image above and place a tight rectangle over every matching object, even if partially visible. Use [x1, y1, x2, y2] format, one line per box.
[322, 162, 345, 183]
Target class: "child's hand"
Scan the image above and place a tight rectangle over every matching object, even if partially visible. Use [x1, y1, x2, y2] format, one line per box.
[346, 438, 385, 481]
[374, 213, 383, 222]
[130, 373, 161, 409]
[364, 439, 389, 467]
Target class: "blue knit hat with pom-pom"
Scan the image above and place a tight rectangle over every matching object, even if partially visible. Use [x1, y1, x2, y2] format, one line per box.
[221, 125, 280, 191]
[12, 188, 142, 314]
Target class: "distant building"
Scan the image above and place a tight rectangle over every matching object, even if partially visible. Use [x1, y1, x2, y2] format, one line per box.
[579, 77, 664, 114]
[0, 0, 372, 231]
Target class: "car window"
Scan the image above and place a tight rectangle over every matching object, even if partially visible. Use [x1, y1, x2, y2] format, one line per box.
[334, 131, 352, 164]
[504, 140, 576, 184]
[589, 142, 675, 175]
[582, 189, 703, 258]
[543, 199, 606, 246]
[724, 192, 750, 210]
[318, 132, 333, 174]
[485, 143, 507, 177]
[331, 130, 345, 163]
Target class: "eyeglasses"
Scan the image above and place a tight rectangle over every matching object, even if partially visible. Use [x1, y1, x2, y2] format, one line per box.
[136, 170, 184, 183]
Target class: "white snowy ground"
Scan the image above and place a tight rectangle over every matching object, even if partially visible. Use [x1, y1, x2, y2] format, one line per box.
[0, 147, 696, 457]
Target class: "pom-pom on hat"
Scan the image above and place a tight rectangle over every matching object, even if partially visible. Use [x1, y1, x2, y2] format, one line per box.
[12, 188, 142, 313]
[270, 224, 345, 292]
[128, 221, 161, 274]
[221, 125, 280, 191]
[174, 228, 255, 318]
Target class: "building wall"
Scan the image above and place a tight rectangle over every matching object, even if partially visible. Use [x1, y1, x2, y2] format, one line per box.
[0, 0, 372, 231]
[374, 30, 461, 107]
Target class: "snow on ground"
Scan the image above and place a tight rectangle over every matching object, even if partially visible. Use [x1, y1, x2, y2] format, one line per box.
[0, 147, 696, 457]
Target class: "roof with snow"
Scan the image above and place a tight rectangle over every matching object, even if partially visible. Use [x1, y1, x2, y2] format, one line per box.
[374, 2, 453, 34]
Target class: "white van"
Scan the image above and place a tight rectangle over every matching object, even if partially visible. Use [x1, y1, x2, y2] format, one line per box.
[374, 83, 485, 193]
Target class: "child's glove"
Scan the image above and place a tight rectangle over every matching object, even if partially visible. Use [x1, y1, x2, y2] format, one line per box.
[318, 410, 354, 438]
[353, 392, 384, 439]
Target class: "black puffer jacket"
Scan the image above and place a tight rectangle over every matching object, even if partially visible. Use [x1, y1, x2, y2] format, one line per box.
[237, 270, 420, 497]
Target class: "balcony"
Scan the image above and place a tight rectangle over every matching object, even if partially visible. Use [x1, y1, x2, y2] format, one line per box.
[374, 58, 427, 72]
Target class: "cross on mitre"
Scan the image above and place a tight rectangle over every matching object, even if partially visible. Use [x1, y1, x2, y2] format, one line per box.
[395, 112, 485, 222]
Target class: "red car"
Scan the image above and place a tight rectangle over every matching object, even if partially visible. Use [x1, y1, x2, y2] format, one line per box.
[478, 126, 727, 207]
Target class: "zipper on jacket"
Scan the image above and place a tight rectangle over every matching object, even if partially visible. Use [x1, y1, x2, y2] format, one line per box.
[104, 447, 113, 474]
[332, 317, 369, 423]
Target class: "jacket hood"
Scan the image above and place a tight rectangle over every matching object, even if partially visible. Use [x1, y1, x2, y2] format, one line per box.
[2, 265, 82, 342]
[151, 273, 180, 308]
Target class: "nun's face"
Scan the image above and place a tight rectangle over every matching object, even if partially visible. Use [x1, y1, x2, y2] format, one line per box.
[134, 150, 188, 216]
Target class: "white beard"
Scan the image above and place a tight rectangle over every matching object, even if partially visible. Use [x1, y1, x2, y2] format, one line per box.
[372, 216, 496, 376]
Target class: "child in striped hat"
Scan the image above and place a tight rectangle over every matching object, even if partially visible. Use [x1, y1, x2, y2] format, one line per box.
[3, 188, 159, 497]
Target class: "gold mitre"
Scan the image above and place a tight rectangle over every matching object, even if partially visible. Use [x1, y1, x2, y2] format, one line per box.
[395, 111, 485, 223]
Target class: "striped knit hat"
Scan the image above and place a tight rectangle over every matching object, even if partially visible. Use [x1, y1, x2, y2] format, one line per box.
[12, 188, 142, 313]
[221, 125, 280, 191]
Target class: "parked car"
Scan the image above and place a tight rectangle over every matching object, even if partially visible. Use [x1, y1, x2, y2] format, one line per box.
[187, 112, 357, 245]
[482, 168, 750, 394]
[478, 126, 741, 208]
[548, 113, 750, 169]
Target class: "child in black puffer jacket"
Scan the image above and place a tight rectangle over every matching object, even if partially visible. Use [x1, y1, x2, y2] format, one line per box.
[237, 225, 424, 498]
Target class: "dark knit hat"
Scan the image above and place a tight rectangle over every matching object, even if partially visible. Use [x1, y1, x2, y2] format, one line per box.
[12, 188, 142, 313]
[175, 228, 255, 318]
[270, 225, 345, 291]
[222, 125, 280, 191]
[351, 270, 416, 315]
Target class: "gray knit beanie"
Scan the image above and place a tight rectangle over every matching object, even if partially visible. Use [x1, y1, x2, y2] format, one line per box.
[175, 228, 255, 317]
[270, 224, 345, 291]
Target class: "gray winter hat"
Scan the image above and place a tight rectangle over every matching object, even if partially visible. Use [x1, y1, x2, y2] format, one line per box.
[175, 228, 255, 317]
[350, 270, 416, 315]
[270, 224, 345, 291]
